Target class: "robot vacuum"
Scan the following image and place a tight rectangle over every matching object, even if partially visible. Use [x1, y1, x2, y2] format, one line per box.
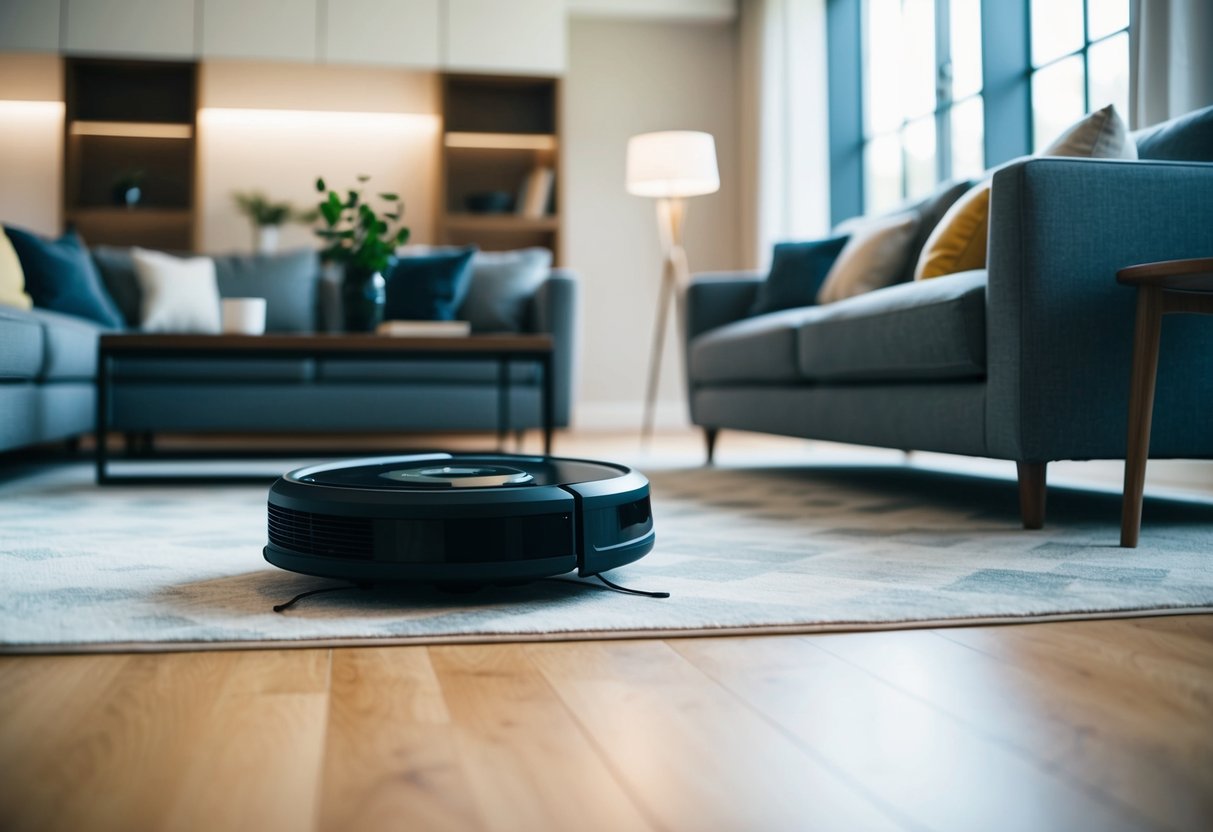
[264, 453, 655, 586]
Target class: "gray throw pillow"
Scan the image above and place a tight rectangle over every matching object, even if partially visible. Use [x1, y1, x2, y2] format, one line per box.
[458, 248, 553, 332]
[91, 246, 141, 328]
[213, 249, 320, 333]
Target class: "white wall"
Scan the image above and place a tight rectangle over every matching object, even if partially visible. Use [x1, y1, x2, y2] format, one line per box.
[197, 62, 441, 252]
[564, 18, 740, 429]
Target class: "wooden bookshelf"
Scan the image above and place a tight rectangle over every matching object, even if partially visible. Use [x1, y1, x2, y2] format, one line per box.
[63, 58, 198, 250]
[438, 74, 562, 263]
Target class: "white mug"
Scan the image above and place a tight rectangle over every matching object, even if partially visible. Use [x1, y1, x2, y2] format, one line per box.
[221, 297, 267, 335]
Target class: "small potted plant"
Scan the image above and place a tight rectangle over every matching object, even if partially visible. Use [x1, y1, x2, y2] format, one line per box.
[233, 191, 301, 254]
[312, 175, 410, 332]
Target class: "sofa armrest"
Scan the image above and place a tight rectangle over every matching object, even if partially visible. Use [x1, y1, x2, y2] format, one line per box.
[527, 269, 578, 427]
[986, 157, 1213, 462]
[686, 272, 763, 341]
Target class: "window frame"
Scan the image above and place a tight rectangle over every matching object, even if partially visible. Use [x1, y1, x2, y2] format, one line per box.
[1027, 0, 1131, 151]
[827, 0, 1132, 223]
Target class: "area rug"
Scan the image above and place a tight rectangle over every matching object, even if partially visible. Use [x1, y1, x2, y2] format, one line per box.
[2, 461, 1212, 653]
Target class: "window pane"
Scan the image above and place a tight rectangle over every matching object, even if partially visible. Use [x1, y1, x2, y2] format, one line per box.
[1088, 31, 1129, 121]
[1031, 0, 1084, 67]
[904, 117, 937, 199]
[865, 133, 903, 214]
[1032, 54, 1086, 151]
[865, 0, 904, 134]
[1088, 0, 1129, 40]
[950, 0, 983, 99]
[950, 96, 985, 180]
[902, 0, 938, 117]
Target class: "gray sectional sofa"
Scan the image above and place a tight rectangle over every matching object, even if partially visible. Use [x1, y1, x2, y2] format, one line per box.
[686, 113, 1213, 528]
[0, 252, 577, 454]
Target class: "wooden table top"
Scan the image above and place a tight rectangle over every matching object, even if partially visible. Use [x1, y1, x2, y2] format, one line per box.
[1117, 257, 1213, 291]
[99, 332, 554, 354]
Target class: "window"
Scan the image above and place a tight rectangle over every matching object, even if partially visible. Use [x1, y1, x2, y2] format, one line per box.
[862, 0, 984, 215]
[1029, 0, 1130, 150]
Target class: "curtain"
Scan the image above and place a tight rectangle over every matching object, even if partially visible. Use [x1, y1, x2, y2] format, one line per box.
[1129, 0, 1213, 128]
[738, 0, 831, 269]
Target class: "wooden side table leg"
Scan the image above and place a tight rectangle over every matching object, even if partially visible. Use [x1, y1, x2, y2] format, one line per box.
[1121, 286, 1164, 548]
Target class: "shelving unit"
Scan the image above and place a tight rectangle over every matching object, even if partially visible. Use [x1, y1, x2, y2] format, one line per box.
[63, 58, 198, 250]
[438, 74, 562, 262]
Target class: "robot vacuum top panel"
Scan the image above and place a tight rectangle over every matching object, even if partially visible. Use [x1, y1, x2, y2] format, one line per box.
[288, 453, 633, 491]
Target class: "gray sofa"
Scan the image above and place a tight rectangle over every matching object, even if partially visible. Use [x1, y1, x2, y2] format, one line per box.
[0, 252, 577, 454]
[687, 143, 1213, 528]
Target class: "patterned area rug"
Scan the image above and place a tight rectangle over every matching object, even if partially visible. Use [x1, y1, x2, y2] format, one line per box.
[2, 461, 1212, 653]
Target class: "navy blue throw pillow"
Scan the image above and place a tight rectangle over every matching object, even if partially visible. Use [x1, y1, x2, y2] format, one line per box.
[749, 235, 850, 317]
[384, 248, 477, 321]
[4, 225, 124, 328]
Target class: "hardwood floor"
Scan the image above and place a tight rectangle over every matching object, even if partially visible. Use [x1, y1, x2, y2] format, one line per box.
[1, 432, 1211, 831]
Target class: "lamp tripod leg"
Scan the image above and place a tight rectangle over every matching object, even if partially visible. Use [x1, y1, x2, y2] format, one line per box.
[642, 260, 676, 444]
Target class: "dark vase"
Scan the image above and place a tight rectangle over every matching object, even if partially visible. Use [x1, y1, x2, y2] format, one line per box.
[342, 265, 386, 332]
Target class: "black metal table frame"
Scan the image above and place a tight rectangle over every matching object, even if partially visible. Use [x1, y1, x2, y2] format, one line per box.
[95, 339, 555, 484]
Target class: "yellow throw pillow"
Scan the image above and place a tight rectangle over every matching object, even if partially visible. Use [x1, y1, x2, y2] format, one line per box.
[914, 182, 990, 281]
[0, 230, 33, 310]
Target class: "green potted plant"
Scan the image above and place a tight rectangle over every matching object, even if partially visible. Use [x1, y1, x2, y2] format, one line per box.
[312, 175, 410, 332]
[233, 191, 302, 254]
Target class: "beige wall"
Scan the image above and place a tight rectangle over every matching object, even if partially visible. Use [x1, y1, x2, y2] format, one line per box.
[564, 18, 740, 429]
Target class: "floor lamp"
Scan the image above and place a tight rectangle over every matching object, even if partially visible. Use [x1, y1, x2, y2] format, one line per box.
[625, 130, 720, 442]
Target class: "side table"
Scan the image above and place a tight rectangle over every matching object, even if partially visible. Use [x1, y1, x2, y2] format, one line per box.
[1116, 257, 1213, 547]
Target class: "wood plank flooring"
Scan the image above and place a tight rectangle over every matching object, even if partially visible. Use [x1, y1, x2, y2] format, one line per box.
[1, 433, 1211, 830]
[1, 617, 1210, 832]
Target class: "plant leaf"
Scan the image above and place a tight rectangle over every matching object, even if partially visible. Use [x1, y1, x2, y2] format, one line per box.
[378, 193, 399, 201]
[315, 177, 326, 192]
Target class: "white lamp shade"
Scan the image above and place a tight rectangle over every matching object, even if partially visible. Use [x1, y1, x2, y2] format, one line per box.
[626, 131, 720, 198]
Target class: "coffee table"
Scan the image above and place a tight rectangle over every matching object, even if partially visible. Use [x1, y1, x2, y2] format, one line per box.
[95, 333, 555, 483]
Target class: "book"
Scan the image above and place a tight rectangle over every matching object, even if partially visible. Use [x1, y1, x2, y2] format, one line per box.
[517, 166, 555, 218]
[376, 320, 471, 337]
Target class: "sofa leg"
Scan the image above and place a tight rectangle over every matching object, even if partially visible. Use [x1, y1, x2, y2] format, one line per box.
[704, 428, 719, 464]
[1016, 462, 1047, 530]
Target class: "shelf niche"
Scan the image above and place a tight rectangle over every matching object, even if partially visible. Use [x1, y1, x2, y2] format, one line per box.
[64, 58, 198, 250]
[439, 74, 561, 262]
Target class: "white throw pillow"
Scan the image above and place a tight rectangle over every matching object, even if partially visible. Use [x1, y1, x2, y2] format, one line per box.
[131, 248, 221, 333]
[816, 213, 919, 304]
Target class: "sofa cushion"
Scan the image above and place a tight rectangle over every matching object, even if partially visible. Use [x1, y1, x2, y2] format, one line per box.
[817, 213, 918, 303]
[385, 248, 476, 321]
[132, 248, 222, 333]
[797, 270, 987, 382]
[110, 358, 314, 382]
[690, 307, 820, 384]
[0, 307, 45, 379]
[1042, 104, 1137, 160]
[91, 246, 142, 327]
[26, 308, 103, 380]
[0, 229, 32, 311]
[4, 226, 124, 328]
[749, 236, 849, 316]
[213, 249, 320, 333]
[895, 179, 975, 285]
[1132, 105, 1213, 162]
[914, 183, 991, 280]
[316, 360, 538, 384]
[458, 248, 553, 332]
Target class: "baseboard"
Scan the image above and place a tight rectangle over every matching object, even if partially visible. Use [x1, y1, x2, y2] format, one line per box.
[573, 401, 691, 431]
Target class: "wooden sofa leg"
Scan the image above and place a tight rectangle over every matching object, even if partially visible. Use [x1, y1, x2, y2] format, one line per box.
[704, 428, 719, 465]
[1017, 462, 1047, 530]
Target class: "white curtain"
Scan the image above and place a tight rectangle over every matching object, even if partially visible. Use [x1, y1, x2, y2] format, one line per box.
[1130, 0, 1213, 128]
[738, 0, 831, 270]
